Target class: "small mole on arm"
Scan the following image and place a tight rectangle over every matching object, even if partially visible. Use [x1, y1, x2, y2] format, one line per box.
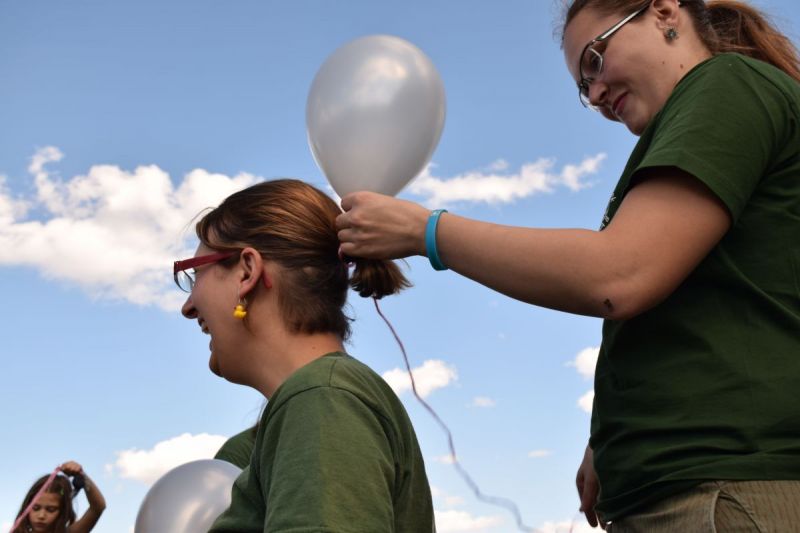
[604, 298, 615, 312]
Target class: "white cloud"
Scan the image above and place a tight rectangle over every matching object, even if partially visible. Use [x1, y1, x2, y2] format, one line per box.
[471, 396, 496, 408]
[567, 346, 599, 414]
[408, 154, 605, 207]
[578, 390, 594, 414]
[0, 147, 260, 310]
[107, 432, 228, 485]
[430, 486, 466, 508]
[0, 175, 30, 224]
[29, 146, 66, 213]
[445, 495, 466, 507]
[2, 149, 605, 309]
[433, 454, 457, 465]
[536, 519, 597, 533]
[567, 346, 599, 380]
[382, 359, 457, 398]
[527, 449, 552, 459]
[487, 159, 509, 172]
[434, 509, 504, 532]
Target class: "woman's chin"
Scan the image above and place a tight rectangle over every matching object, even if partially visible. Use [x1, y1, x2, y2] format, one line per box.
[209, 351, 223, 377]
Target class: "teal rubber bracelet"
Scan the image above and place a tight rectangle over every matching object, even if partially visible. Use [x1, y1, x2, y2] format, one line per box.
[425, 209, 448, 271]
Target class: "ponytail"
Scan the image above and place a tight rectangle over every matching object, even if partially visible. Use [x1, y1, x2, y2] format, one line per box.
[688, 0, 800, 82]
[350, 258, 411, 299]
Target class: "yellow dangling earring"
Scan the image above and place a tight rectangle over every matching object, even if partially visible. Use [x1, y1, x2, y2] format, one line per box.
[233, 296, 247, 319]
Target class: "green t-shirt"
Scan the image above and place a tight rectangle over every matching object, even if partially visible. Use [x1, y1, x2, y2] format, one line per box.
[215, 426, 257, 470]
[592, 54, 800, 521]
[209, 352, 435, 532]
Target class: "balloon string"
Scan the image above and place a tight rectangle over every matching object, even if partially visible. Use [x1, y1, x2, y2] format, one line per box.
[10, 466, 62, 533]
[372, 297, 541, 533]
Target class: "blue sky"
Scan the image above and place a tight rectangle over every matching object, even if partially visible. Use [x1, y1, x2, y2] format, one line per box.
[2, 1, 798, 532]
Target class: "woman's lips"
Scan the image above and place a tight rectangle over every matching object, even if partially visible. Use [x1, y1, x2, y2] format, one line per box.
[613, 93, 628, 118]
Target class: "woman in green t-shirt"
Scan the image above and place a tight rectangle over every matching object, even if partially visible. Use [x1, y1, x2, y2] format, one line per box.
[336, 0, 800, 530]
[174, 179, 434, 532]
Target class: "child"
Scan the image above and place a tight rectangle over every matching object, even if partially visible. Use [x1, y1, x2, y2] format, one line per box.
[13, 461, 106, 533]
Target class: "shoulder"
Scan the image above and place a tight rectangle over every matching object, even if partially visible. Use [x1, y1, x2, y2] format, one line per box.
[643, 52, 799, 152]
[215, 426, 256, 469]
[271, 352, 393, 407]
[264, 353, 409, 437]
[664, 53, 799, 115]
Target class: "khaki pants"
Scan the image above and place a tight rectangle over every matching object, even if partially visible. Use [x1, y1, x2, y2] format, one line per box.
[608, 481, 800, 533]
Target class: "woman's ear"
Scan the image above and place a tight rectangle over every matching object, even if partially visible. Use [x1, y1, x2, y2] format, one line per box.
[651, 0, 681, 31]
[238, 247, 266, 298]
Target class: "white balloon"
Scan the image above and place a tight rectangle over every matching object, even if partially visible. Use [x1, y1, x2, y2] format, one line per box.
[307, 34, 446, 197]
[134, 459, 241, 533]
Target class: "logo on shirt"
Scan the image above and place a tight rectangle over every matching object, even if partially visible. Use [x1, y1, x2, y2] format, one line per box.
[600, 194, 616, 230]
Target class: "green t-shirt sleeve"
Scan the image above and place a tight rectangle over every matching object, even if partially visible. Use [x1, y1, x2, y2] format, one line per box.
[262, 387, 396, 533]
[637, 56, 793, 221]
[215, 427, 257, 470]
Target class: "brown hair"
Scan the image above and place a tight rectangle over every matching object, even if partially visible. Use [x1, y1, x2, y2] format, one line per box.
[14, 475, 75, 533]
[560, 0, 800, 82]
[196, 179, 410, 340]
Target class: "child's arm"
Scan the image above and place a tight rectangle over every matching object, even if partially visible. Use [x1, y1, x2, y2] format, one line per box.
[62, 461, 106, 533]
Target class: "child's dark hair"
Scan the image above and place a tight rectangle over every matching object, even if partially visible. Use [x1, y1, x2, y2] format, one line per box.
[14, 475, 75, 533]
[196, 179, 411, 340]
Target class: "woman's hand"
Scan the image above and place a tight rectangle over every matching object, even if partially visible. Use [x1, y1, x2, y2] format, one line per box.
[576, 444, 604, 528]
[336, 191, 430, 260]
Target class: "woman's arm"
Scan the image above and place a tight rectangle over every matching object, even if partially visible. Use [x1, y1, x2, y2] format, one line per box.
[338, 167, 731, 319]
[60, 462, 106, 533]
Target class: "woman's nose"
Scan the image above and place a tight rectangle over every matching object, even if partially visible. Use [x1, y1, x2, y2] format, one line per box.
[181, 295, 197, 318]
[588, 80, 609, 108]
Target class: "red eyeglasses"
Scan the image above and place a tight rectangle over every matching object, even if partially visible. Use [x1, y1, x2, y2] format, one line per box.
[173, 251, 238, 293]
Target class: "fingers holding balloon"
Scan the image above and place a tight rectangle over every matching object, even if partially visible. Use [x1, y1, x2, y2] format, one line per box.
[337, 196, 429, 260]
[307, 34, 445, 260]
[336, 228, 364, 258]
[337, 191, 361, 214]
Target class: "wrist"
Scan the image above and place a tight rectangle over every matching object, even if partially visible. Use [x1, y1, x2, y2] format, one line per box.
[410, 206, 431, 257]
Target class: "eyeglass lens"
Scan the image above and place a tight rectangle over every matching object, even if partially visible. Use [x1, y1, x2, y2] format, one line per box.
[579, 47, 603, 104]
[175, 270, 195, 293]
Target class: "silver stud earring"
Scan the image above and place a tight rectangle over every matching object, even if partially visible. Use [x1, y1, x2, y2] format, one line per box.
[665, 27, 679, 40]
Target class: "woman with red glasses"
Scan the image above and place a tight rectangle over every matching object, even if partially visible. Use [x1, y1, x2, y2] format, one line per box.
[336, 0, 800, 530]
[174, 179, 434, 532]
